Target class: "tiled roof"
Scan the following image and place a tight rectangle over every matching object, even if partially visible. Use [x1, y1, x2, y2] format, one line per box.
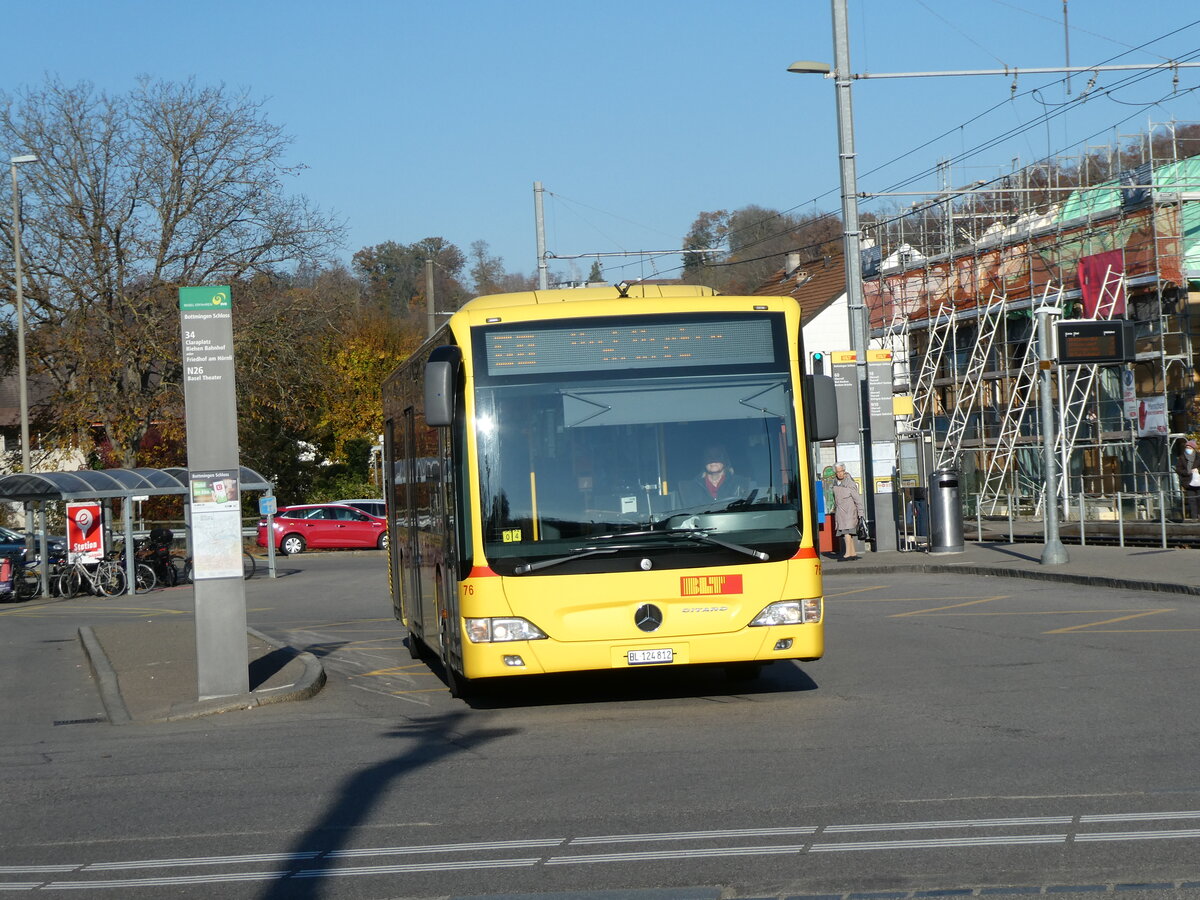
[751, 250, 845, 323]
[0, 371, 56, 428]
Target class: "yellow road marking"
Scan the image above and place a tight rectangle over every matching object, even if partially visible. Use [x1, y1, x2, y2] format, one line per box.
[2, 605, 189, 616]
[1044, 609, 1174, 634]
[312, 643, 407, 652]
[899, 608, 1171, 617]
[0, 600, 63, 615]
[359, 664, 435, 677]
[852, 595, 1002, 603]
[825, 585, 887, 598]
[890, 596, 1006, 617]
[1057, 628, 1200, 633]
[281, 618, 394, 629]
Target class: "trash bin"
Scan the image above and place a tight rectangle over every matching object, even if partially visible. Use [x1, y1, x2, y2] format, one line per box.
[928, 467, 964, 554]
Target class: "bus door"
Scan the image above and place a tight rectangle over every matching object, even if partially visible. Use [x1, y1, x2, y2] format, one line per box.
[383, 418, 402, 620]
[401, 407, 423, 638]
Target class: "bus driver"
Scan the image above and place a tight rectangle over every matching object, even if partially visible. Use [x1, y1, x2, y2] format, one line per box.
[679, 445, 753, 507]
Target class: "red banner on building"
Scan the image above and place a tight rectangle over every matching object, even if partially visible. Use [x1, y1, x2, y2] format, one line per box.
[1077, 249, 1125, 318]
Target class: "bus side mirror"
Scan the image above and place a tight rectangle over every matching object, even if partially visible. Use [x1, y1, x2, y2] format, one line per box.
[423, 345, 461, 427]
[806, 373, 838, 441]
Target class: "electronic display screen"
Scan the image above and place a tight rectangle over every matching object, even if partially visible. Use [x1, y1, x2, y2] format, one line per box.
[1056, 320, 1135, 365]
[481, 316, 780, 377]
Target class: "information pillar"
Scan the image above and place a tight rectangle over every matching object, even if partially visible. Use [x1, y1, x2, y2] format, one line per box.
[179, 285, 248, 700]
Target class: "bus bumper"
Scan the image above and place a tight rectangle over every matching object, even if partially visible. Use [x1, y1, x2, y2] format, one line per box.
[460, 623, 822, 679]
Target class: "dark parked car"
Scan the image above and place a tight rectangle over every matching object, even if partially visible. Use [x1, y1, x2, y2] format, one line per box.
[256, 503, 388, 555]
[0, 526, 66, 562]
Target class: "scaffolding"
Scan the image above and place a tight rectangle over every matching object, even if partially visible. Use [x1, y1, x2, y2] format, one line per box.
[865, 122, 1200, 520]
[938, 290, 1004, 468]
[978, 282, 1063, 513]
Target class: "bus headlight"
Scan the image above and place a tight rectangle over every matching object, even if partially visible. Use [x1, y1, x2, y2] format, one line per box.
[465, 617, 548, 643]
[749, 598, 822, 626]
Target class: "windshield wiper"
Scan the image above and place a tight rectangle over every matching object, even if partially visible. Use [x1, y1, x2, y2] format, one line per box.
[586, 526, 769, 560]
[513, 547, 618, 575]
[680, 531, 769, 561]
[511, 528, 767, 575]
[514, 531, 687, 574]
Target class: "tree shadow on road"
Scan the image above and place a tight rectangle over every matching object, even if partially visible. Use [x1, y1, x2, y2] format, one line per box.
[257, 712, 517, 899]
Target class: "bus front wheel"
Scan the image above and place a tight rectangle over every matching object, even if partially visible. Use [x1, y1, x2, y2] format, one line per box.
[443, 654, 472, 700]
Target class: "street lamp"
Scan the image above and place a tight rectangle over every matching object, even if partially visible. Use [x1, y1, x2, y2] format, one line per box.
[789, 2, 890, 551]
[9, 153, 38, 475]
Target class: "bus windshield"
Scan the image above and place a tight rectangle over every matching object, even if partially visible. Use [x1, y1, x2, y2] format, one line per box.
[474, 370, 802, 574]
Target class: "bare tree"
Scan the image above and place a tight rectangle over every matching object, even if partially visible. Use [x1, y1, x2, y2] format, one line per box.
[0, 77, 344, 466]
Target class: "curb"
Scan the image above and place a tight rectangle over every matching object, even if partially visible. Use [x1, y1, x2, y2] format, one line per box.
[78, 625, 326, 725]
[77, 626, 132, 726]
[824, 559, 1200, 597]
[164, 628, 326, 722]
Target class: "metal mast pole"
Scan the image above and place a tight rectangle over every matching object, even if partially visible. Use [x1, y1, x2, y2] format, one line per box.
[1036, 305, 1069, 564]
[830, 0, 874, 540]
[534, 181, 549, 290]
[10, 159, 33, 474]
[425, 258, 435, 339]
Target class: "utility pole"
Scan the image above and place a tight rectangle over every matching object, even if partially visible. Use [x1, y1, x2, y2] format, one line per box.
[534, 181, 548, 290]
[425, 258, 435, 339]
[789, 0, 896, 554]
[10, 155, 37, 475]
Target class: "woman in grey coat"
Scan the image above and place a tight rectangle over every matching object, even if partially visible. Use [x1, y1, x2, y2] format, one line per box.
[832, 462, 864, 561]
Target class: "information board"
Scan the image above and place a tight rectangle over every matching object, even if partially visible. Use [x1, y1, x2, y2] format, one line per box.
[1055, 319, 1136, 365]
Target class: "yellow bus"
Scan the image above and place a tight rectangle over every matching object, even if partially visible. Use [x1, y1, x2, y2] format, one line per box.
[382, 284, 837, 697]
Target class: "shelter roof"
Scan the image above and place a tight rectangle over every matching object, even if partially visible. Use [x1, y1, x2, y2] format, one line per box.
[0, 466, 271, 503]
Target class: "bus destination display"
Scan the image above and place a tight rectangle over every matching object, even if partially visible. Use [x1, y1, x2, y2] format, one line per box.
[484, 317, 777, 376]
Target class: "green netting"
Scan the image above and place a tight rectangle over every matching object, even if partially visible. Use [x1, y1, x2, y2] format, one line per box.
[1185, 199, 1200, 275]
[1056, 182, 1123, 221]
[1055, 155, 1200, 273]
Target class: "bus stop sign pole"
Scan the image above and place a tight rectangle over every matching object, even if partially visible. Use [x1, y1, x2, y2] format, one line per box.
[179, 285, 250, 700]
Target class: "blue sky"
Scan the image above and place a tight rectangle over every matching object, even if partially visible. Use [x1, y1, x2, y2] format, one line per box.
[3, 1, 1199, 286]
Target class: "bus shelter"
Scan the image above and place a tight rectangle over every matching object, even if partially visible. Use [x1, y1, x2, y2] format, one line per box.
[0, 466, 274, 597]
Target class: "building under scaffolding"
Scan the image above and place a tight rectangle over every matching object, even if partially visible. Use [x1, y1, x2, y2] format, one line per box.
[865, 122, 1200, 522]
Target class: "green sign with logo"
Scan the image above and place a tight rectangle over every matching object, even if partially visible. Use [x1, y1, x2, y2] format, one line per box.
[179, 285, 232, 311]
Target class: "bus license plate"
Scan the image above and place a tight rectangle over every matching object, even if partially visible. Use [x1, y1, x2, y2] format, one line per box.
[628, 648, 673, 665]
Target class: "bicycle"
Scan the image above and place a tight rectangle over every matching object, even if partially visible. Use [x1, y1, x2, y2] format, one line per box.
[59, 558, 127, 598]
[132, 560, 157, 593]
[175, 550, 256, 584]
[17, 558, 56, 600]
[107, 543, 159, 594]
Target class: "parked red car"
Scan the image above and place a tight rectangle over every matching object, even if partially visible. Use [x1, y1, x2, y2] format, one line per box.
[257, 503, 388, 555]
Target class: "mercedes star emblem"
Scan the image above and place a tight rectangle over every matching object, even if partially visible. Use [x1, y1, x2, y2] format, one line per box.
[635, 603, 663, 632]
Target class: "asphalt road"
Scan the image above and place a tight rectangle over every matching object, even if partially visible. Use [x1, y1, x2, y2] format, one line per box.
[3, 553, 1200, 898]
